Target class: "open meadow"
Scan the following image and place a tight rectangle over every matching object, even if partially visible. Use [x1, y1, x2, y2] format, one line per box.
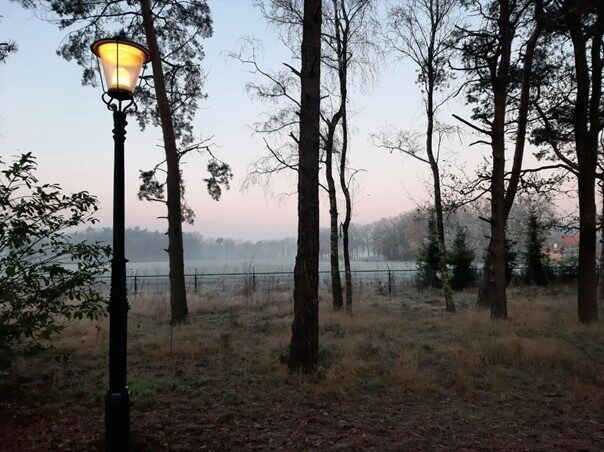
[1, 285, 602, 450]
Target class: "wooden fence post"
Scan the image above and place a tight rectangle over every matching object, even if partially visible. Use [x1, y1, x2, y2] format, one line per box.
[252, 268, 257, 293]
[387, 267, 392, 294]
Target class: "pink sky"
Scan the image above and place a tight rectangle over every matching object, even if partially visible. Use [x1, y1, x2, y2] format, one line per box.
[0, 1, 573, 241]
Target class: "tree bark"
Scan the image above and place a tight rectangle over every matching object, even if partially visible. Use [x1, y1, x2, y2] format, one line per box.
[502, 0, 543, 218]
[477, 0, 542, 314]
[425, 21, 455, 312]
[340, 108, 353, 311]
[426, 104, 454, 312]
[325, 117, 344, 310]
[486, 0, 514, 320]
[577, 148, 598, 323]
[567, 1, 602, 323]
[335, 0, 353, 311]
[140, 0, 188, 324]
[489, 147, 508, 320]
[289, 0, 322, 370]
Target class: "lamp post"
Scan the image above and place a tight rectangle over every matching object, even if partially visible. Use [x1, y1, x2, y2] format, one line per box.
[91, 36, 150, 451]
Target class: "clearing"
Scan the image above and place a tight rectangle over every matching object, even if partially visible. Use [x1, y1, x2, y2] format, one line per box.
[1, 286, 602, 450]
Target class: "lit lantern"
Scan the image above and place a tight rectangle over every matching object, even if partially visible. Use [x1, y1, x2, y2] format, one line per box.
[91, 36, 151, 101]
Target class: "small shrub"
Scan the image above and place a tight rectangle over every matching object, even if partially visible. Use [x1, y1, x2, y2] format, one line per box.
[553, 252, 578, 283]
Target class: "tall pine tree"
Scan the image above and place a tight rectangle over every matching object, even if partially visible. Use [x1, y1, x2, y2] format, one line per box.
[505, 236, 518, 286]
[523, 211, 550, 286]
[417, 217, 442, 289]
[289, 0, 322, 371]
[448, 228, 477, 291]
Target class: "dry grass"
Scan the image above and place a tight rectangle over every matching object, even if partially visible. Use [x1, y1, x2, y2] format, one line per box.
[3, 285, 603, 450]
[12, 284, 598, 413]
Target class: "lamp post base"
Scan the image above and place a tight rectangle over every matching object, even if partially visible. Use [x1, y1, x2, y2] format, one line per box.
[105, 390, 130, 451]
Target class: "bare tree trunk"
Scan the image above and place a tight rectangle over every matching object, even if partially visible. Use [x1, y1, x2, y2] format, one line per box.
[487, 0, 514, 320]
[480, 103, 510, 319]
[324, 0, 344, 310]
[425, 65, 454, 311]
[325, 120, 343, 310]
[336, 0, 353, 311]
[289, 0, 322, 370]
[427, 119, 454, 311]
[489, 155, 508, 320]
[567, 2, 601, 324]
[414, 3, 456, 312]
[140, 0, 188, 324]
[341, 109, 353, 311]
[577, 152, 598, 323]
[477, 0, 543, 312]
[489, 98, 509, 318]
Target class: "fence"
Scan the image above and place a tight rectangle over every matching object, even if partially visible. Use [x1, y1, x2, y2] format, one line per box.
[96, 268, 420, 296]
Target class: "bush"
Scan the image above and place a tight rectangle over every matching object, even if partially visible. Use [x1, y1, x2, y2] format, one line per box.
[553, 252, 578, 283]
[0, 153, 110, 355]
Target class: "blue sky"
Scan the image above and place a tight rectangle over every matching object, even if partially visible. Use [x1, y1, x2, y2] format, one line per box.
[1, 0, 528, 240]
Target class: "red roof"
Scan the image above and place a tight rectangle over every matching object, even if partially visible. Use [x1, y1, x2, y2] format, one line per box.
[560, 235, 579, 247]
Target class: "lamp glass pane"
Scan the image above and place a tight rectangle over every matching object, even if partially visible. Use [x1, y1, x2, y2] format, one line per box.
[97, 42, 146, 95]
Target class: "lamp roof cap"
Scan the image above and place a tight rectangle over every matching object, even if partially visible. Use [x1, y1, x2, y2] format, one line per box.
[91, 36, 151, 63]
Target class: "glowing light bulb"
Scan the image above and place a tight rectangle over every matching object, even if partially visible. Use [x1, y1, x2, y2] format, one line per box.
[111, 67, 131, 91]
[92, 38, 150, 100]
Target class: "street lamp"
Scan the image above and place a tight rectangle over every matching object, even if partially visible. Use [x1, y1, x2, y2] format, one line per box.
[91, 36, 150, 451]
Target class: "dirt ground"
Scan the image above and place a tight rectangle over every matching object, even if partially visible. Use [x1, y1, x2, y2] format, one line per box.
[1, 287, 602, 450]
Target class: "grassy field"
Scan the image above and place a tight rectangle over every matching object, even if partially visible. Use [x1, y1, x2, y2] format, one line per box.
[1, 286, 602, 450]
[123, 258, 417, 276]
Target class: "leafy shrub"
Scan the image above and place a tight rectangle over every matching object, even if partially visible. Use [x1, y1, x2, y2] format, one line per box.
[0, 153, 109, 355]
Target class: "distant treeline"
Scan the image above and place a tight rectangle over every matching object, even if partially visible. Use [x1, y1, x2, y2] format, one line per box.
[70, 228, 298, 262]
[72, 201, 563, 263]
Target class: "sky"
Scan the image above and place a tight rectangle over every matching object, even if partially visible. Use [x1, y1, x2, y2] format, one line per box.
[0, 0, 549, 241]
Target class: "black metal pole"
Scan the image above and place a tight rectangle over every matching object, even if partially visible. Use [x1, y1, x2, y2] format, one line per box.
[105, 107, 130, 451]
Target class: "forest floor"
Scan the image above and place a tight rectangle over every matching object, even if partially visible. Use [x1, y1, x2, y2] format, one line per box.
[1, 285, 603, 451]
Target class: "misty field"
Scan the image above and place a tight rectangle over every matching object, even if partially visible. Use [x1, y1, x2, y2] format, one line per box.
[121, 258, 417, 276]
[1, 286, 602, 450]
